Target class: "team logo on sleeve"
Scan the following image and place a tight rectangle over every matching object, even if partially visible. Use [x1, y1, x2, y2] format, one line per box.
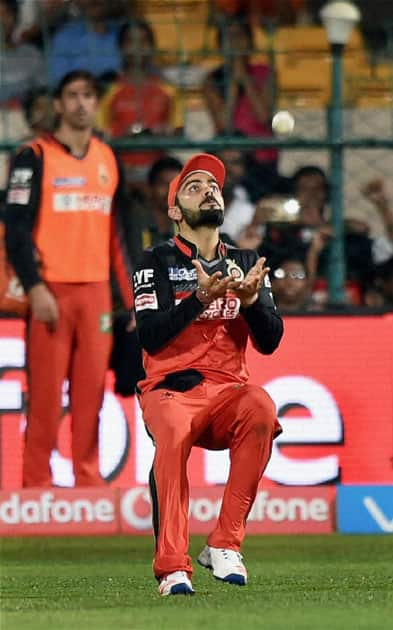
[133, 269, 154, 289]
[226, 259, 244, 281]
[7, 168, 33, 205]
[135, 292, 158, 312]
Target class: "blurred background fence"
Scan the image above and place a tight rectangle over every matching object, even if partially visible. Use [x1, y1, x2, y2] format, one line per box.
[1, 0, 393, 303]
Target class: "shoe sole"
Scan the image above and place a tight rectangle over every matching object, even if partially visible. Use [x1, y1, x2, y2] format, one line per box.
[216, 573, 246, 586]
[169, 584, 195, 595]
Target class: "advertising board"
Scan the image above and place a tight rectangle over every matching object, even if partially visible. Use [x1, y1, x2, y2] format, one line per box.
[1, 315, 392, 490]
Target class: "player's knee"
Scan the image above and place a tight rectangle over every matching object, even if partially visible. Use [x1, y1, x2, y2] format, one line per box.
[239, 385, 277, 436]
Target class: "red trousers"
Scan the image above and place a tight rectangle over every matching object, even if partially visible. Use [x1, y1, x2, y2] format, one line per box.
[139, 381, 281, 579]
[23, 282, 112, 487]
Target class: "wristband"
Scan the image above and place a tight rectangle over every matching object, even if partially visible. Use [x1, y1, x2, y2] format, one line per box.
[196, 287, 211, 305]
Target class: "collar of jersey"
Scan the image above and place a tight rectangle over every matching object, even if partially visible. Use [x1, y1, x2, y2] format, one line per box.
[48, 133, 91, 159]
[173, 234, 227, 260]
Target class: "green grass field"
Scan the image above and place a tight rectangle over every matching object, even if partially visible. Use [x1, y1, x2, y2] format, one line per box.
[1, 534, 392, 630]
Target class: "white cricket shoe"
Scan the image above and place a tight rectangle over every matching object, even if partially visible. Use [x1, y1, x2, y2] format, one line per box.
[198, 545, 247, 585]
[158, 571, 195, 596]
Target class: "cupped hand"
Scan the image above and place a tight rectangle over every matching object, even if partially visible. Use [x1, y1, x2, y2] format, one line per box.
[192, 259, 242, 304]
[233, 257, 270, 308]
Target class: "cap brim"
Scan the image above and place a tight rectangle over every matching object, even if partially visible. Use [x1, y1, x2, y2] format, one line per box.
[167, 153, 225, 207]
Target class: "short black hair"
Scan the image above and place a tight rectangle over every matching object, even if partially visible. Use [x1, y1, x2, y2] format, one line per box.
[118, 18, 156, 49]
[292, 165, 329, 188]
[53, 70, 99, 99]
[292, 165, 330, 203]
[148, 156, 183, 186]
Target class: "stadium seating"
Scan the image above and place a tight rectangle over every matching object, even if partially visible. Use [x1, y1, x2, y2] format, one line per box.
[273, 27, 367, 107]
[346, 62, 393, 107]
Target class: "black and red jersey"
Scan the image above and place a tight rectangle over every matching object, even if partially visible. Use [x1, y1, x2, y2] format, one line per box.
[133, 234, 283, 393]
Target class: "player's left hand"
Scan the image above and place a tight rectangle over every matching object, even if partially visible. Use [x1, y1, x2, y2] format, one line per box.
[234, 257, 270, 308]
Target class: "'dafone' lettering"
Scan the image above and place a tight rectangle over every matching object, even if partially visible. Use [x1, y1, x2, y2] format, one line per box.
[247, 491, 329, 522]
[0, 492, 115, 524]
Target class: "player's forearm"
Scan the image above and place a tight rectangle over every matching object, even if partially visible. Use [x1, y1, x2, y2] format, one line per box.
[5, 207, 42, 292]
[241, 303, 284, 354]
[136, 293, 204, 354]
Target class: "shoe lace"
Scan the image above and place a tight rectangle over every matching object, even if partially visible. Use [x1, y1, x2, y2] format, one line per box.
[163, 570, 188, 582]
[220, 548, 243, 563]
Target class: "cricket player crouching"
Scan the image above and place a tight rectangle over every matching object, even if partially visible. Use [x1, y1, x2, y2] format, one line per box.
[133, 153, 284, 596]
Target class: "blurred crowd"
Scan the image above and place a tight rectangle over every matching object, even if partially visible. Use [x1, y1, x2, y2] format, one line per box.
[1, 0, 393, 313]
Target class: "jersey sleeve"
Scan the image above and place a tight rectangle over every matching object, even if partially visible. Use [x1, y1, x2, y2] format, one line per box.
[240, 250, 284, 355]
[4, 146, 43, 292]
[133, 249, 204, 354]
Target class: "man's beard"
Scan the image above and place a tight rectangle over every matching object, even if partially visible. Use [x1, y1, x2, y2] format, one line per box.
[178, 201, 224, 228]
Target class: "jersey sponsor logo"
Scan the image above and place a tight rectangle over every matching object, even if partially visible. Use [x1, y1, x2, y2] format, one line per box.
[53, 193, 111, 214]
[197, 296, 241, 320]
[6, 188, 30, 205]
[135, 292, 158, 312]
[168, 267, 197, 281]
[134, 269, 154, 287]
[53, 177, 86, 187]
[7, 168, 33, 204]
[9, 168, 33, 188]
[226, 259, 244, 281]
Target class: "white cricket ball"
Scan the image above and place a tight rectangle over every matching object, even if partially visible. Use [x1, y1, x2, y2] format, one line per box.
[272, 110, 295, 136]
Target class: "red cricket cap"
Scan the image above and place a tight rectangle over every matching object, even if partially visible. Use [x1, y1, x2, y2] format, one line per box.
[167, 153, 226, 207]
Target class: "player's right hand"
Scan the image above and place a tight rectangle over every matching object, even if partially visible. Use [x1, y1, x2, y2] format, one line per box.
[28, 283, 59, 330]
[192, 259, 242, 304]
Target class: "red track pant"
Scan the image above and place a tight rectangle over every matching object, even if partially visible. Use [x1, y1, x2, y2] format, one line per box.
[23, 282, 112, 487]
[139, 381, 281, 579]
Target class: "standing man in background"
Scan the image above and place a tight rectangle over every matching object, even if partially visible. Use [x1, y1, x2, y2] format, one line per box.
[133, 153, 283, 596]
[5, 70, 133, 487]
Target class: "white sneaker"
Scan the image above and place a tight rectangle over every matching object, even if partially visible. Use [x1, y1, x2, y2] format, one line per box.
[158, 571, 195, 596]
[198, 545, 247, 585]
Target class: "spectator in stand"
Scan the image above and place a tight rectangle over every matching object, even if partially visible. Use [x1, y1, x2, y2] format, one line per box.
[49, 0, 122, 85]
[290, 165, 366, 306]
[364, 256, 393, 310]
[22, 87, 55, 136]
[292, 166, 393, 306]
[13, 0, 70, 47]
[97, 18, 181, 189]
[211, 0, 308, 28]
[122, 155, 183, 265]
[292, 165, 330, 226]
[361, 178, 393, 265]
[271, 256, 317, 312]
[0, 0, 46, 192]
[203, 17, 277, 172]
[0, 0, 46, 105]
